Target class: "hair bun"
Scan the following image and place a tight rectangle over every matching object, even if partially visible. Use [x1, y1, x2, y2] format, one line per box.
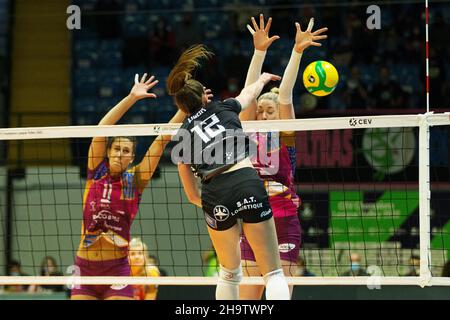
[270, 87, 280, 94]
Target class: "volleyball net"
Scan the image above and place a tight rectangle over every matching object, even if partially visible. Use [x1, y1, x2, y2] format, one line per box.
[0, 113, 449, 287]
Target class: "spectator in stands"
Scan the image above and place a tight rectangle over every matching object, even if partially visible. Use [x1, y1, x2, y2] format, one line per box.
[223, 41, 249, 80]
[149, 17, 176, 67]
[403, 254, 420, 276]
[220, 77, 240, 100]
[342, 253, 368, 276]
[402, 21, 423, 65]
[442, 261, 450, 277]
[94, 0, 122, 39]
[342, 66, 369, 110]
[224, 1, 259, 38]
[174, 13, 202, 53]
[297, 257, 315, 277]
[39, 256, 63, 278]
[381, 28, 400, 62]
[123, 37, 148, 68]
[270, 8, 294, 38]
[129, 238, 160, 300]
[428, 47, 448, 109]
[370, 66, 406, 109]
[6, 260, 29, 292]
[432, 12, 450, 57]
[28, 256, 65, 293]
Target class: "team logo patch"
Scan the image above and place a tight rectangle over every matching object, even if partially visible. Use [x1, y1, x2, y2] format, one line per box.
[278, 243, 296, 253]
[205, 213, 217, 229]
[213, 205, 230, 222]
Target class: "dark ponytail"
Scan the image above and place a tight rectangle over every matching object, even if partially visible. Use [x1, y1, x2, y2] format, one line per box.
[167, 45, 213, 114]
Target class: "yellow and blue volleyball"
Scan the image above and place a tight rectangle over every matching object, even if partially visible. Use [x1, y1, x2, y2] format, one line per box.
[303, 61, 339, 97]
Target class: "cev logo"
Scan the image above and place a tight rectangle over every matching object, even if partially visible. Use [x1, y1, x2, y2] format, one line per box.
[349, 118, 373, 127]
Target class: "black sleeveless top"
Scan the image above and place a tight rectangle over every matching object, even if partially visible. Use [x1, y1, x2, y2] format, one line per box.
[173, 98, 250, 182]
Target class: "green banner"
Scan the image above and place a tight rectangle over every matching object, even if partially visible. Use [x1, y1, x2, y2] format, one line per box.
[329, 191, 419, 245]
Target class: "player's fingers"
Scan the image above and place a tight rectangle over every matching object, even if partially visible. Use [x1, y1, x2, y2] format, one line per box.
[134, 74, 139, 84]
[295, 22, 302, 33]
[251, 16, 259, 31]
[313, 35, 327, 40]
[259, 13, 264, 30]
[147, 79, 159, 89]
[247, 24, 256, 35]
[268, 35, 280, 45]
[145, 75, 155, 85]
[312, 27, 328, 35]
[140, 73, 147, 83]
[271, 74, 282, 81]
[307, 18, 314, 32]
[310, 42, 322, 47]
[264, 17, 273, 33]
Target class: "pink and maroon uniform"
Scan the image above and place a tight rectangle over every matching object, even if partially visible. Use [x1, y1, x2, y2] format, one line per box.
[81, 159, 143, 249]
[72, 160, 145, 299]
[241, 132, 302, 263]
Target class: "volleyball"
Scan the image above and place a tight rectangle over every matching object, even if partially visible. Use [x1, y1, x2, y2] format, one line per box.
[303, 60, 339, 96]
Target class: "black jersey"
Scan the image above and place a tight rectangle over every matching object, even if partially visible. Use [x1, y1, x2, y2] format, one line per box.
[173, 98, 250, 182]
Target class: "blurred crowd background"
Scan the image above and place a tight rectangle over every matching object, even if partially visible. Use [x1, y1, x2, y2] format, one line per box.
[1, 0, 449, 129]
[68, 0, 450, 127]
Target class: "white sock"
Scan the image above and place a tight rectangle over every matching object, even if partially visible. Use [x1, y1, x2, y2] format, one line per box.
[216, 264, 242, 300]
[264, 268, 290, 300]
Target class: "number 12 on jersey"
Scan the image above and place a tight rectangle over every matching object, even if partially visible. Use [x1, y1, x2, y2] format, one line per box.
[190, 114, 225, 143]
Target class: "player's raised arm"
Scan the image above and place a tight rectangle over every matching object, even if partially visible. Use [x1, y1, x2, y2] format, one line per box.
[235, 72, 281, 111]
[240, 14, 279, 121]
[88, 74, 159, 170]
[135, 109, 184, 184]
[279, 18, 327, 120]
[136, 87, 213, 184]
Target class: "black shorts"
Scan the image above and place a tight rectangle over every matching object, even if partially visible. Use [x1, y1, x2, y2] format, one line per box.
[201, 167, 273, 231]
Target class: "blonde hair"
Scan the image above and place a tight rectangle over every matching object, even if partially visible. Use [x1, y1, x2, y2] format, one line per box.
[129, 238, 150, 264]
[130, 237, 148, 251]
[258, 87, 280, 106]
[166, 45, 213, 114]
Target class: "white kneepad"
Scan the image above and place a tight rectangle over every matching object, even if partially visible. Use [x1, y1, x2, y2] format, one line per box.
[216, 264, 243, 300]
[263, 268, 290, 300]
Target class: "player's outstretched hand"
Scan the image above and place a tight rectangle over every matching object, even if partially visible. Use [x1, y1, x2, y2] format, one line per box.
[259, 72, 282, 85]
[247, 13, 280, 51]
[130, 73, 159, 100]
[295, 18, 328, 53]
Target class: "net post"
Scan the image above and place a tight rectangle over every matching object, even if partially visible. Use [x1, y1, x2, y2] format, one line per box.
[418, 113, 432, 287]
